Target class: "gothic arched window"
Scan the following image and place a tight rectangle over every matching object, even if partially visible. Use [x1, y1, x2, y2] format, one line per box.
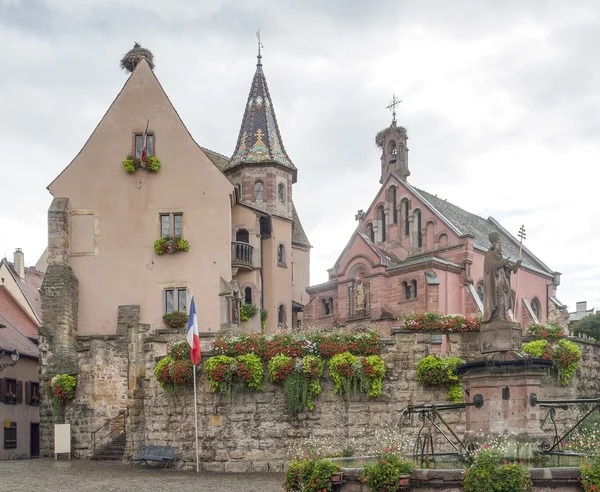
[391, 186, 398, 224]
[277, 244, 286, 266]
[412, 279, 418, 298]
[254, 181, 264, 202]
[531, 298, 541, 320]
[379, 206, 386, 242]
[278, 304, 287, 327]
[403, 199, 409, 236]
[367, 223, 374, 242]
[476, 281, 484, 303]
[244, 287, 252, 305]
[278, 183, 286, 203]
[415, 210, 422, 247]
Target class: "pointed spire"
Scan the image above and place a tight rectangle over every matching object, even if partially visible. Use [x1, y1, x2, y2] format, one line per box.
[226, 44, 297, 181]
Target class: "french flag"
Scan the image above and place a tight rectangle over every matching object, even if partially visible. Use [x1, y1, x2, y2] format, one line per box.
[187, 295, 201, 365]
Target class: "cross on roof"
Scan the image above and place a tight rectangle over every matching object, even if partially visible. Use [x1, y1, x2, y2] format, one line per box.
[386, 94, 402, 124]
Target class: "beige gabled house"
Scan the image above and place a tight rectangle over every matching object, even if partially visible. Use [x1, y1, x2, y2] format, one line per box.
[43, 47, 310, 339]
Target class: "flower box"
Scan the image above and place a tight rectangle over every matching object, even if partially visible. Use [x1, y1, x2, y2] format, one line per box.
[154, 236, 189, 255]
[4, 393, 16, 404]
[398, 474, 411, 487]
[331, 471, 343, 483]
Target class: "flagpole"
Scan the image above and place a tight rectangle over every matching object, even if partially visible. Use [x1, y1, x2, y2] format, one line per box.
[193, 364, 199, 473]
[187, 294, 201, 474]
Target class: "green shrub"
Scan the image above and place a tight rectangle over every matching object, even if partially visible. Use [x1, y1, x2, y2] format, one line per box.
[283, 458, 340, 492]
[463, 449, 533, 492]
[580, 454, 600, 491]
[204, 354, 264, 395]
[361, 450, 415, 491]
[523, 339, 581, 384]
[240, 303, 258, 321]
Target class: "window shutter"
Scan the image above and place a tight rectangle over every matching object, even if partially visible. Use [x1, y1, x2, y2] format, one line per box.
[0, 378, 6, 397]
[25, 382, 31, 404]
[16, 380, 23, 404]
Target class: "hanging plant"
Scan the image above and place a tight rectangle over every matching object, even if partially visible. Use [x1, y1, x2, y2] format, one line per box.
[204, 354, 264, 396]
[154, 236, 189, 255]
[268, 354, 325, 414]
[416, 355, 464, 403]
[162, 311, 189, 330]
[154, 356, 174, 389]
[523, 339, 581, 385]
[360, 355, 386, 397]
[204, 355, 236, 395]
[123, 154, 161, 173]
[329, 352, 386, 397]
[240, 303, 258, 322]
[49, 374, 77, 416]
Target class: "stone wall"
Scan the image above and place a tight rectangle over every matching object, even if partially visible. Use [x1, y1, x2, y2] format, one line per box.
[39, 302, 600, 469]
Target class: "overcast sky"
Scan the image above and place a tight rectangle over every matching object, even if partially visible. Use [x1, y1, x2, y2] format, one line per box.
[1, 0, 599, 313]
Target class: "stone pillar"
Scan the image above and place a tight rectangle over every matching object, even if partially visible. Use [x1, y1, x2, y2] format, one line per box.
[124, 304, 147, 460]
[462, 364, 549, 454]
[39, 197, 79, 457]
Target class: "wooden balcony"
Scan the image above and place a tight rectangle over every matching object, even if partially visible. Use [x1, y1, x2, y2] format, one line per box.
[232, 241, 254, 270]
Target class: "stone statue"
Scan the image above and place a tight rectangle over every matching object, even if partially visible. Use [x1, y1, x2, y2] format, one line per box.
[355, 276, 366, 313]
[483, 232, 521, 323]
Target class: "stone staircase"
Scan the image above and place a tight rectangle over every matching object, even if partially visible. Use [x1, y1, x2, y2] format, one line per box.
[90, 411, 127, 461]
[91, 432, 126, 461]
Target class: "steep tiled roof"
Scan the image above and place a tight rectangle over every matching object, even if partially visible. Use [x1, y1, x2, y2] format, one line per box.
[292, 203, 311, 248]
[409, 184, 553, 275]
[0, 286, 39, 346]
[4, 260, 43, 321]
[225, 55, 296, 177]
[201, 147, 230, 172]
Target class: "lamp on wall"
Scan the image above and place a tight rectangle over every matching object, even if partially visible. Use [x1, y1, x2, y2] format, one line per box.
[0, 350, 19, 373]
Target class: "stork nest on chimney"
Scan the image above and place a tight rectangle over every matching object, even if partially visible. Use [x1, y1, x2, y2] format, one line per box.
[120, 42, 155, 73]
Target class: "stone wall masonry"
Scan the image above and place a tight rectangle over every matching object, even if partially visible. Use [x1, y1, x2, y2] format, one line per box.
[134, 331, 482, 471]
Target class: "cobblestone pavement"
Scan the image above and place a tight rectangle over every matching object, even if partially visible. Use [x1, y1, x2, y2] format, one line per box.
[0, 459, 284, 492]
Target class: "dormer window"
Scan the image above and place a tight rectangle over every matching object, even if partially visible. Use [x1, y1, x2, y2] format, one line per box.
[135, 134, 154, 159]
[278, 183, 286, 203]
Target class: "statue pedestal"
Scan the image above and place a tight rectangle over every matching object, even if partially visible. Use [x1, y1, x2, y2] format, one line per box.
[458, 354, 552, 455]
[480, 321, 522, 353]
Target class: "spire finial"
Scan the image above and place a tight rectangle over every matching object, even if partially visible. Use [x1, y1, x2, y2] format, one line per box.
[386, 94, 402, 124]
[256, 29, 263, 66]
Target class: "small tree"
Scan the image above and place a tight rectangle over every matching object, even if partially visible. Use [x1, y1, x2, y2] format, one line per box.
[572, 312, 600, 341]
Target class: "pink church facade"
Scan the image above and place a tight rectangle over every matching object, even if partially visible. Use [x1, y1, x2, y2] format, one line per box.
[305, 120, 568, 332]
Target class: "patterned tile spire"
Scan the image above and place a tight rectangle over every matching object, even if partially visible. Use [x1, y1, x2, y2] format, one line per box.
[226, 49, 296, 177]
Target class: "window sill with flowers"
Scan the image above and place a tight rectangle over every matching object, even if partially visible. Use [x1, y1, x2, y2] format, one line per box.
[4, 392, 16, 404]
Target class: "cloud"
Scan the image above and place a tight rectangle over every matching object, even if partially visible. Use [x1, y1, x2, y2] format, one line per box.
[1, 0, 599, 312]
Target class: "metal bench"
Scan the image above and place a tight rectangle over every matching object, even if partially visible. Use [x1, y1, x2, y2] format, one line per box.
[135, 445, 177, 469]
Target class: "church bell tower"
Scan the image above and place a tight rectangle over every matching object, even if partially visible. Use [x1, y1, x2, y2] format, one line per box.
[376, 95, 409, 183]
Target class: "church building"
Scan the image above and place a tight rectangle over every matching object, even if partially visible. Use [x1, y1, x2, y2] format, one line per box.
[304, 112, 568, 332]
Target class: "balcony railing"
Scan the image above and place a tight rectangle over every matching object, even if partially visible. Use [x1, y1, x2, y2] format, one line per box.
[232, 241, 254, 269]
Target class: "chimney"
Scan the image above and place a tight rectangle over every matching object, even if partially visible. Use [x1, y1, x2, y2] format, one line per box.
[13, 249, 24, 280]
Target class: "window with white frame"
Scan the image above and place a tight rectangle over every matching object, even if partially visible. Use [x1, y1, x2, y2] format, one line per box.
[134, 134, 154, 159]
[160, 212, 184, 238]
[165, 288, 187, 314]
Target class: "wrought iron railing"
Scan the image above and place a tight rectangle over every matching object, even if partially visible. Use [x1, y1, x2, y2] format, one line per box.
[404, 396, 484, 466]
[91, 410, 127, 457]
[530, 393, 600, 454]
[232, 241, 253, 267]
